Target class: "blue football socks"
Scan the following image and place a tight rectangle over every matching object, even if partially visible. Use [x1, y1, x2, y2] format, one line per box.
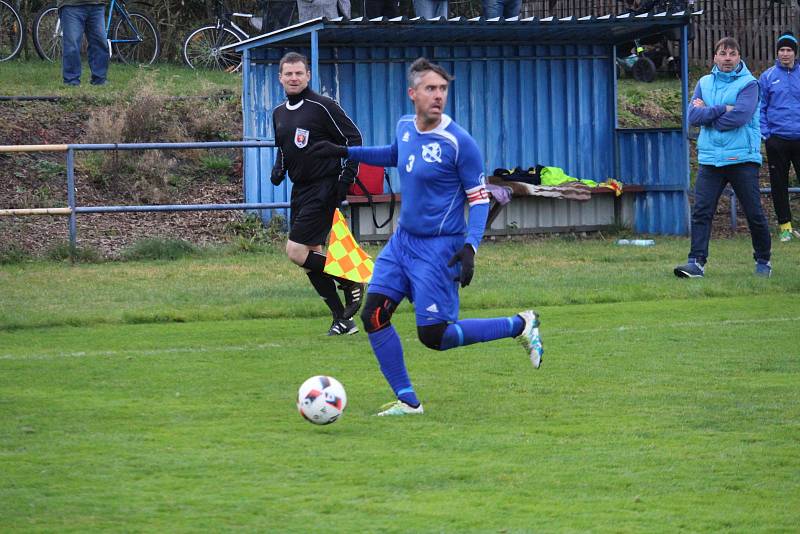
[440, 315, 524, 350]
[368, 325, 420, 407]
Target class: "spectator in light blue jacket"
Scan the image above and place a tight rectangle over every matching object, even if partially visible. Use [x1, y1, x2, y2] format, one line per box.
[759, 31, 800, 242]
[674, 37, 772, 278]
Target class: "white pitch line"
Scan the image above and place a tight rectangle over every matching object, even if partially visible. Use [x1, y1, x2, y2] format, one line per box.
[0, 343, 283, 361]
[1, 316, 797, 361]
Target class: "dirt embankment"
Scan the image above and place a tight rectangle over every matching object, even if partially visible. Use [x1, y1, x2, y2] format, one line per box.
[0, 96, 248, 258]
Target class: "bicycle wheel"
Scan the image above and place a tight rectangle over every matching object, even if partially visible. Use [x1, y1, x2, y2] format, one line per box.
[112, 11, 160, 66]
[182, 24, 244, 72]
[0, 0, 25, 62]
[32, 5, 61, 61]
[632, 56, 657, 83]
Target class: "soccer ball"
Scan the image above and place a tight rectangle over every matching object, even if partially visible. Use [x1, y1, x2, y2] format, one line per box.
[297, 375, 347, 425]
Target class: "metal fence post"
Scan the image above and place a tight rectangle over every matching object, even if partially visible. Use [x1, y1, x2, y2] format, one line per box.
[67, 147, 77, 259]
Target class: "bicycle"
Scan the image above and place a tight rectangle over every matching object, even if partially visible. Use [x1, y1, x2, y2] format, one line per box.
[182, 0, 257, 71]
[33, 0, 160, 66]
[0, 0, 25, 62]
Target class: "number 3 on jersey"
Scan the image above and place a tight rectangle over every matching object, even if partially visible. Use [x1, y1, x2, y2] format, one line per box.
[406, 154, 415, 173]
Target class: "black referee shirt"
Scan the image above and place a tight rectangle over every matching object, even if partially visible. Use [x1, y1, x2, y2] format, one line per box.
[272, 86, 362, 185]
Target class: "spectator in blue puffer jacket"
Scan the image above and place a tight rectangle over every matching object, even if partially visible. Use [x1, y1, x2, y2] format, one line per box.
[759, 31, 800, 242]
[674, 37, 772, 278]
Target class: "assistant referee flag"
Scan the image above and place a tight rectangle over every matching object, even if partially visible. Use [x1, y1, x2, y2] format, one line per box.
[324, 209, 373, 283]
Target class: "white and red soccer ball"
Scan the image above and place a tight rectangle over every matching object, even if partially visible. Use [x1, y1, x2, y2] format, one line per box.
[297, 375, 347, 425]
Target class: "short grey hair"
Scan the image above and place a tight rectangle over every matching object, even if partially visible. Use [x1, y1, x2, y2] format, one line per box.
[407, 57, 454, 88]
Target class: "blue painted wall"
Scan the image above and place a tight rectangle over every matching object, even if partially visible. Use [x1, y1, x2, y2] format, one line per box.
[242, 42, 688, 234]
[617, 129, 689, 235]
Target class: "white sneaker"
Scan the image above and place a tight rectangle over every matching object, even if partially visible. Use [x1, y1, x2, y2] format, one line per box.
[517, 310, 544, 368]
[375, 400, 424, 416]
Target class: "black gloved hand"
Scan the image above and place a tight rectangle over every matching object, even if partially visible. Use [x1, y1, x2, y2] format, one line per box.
[447, 244, 475, 288]
[306, 140, 348, 159]
[270, 165, 285, 186]
[336, 166, 357, 203]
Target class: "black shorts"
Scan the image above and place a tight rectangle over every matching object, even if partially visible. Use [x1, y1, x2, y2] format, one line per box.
[289, 179, 338, 246]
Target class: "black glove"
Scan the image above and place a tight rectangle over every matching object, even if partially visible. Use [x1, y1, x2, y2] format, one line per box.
[270, 165, 285, 186]
[447, 245, 475, 288]
[306, 140, 348, 159]
[337, 166, 357, 203]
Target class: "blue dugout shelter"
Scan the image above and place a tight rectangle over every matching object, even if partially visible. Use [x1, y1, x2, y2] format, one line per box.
[229, 9, 700, 235]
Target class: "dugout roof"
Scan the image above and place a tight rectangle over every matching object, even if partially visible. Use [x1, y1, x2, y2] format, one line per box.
[229, 10, 701, 52]
[230, 11, 700, 236]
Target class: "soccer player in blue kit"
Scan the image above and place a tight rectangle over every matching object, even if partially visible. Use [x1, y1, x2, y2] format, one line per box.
[307, 58, 543, 416]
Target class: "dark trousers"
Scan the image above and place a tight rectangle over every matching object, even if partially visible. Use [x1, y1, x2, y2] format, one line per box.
[689, 162, 771, 263]
[364, 0, 400, 17]
[765, 135, 800, 225]
[259, 0, 295, 31]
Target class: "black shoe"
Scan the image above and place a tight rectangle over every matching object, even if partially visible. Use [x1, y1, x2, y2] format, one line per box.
[327, 318, 358, 336]
[673, 259, 705, 278]
[339, 282, 366, 320]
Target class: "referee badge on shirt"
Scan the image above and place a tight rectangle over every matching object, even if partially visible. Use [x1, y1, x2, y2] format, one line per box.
[294, 128, 309, 148]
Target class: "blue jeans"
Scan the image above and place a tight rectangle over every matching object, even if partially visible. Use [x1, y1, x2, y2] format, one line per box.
[481, 0, 521, 18]
[412, 0, 447, 18]
[689, 163, 771, 264]
[60, 4, 108, 85]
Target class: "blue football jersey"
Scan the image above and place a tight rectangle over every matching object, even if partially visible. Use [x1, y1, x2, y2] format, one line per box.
[349, 114, 489, 244]
[394, 114, 487, 238]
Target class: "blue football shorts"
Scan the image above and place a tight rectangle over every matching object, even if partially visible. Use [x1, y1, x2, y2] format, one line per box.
[367, 226, 463, 325]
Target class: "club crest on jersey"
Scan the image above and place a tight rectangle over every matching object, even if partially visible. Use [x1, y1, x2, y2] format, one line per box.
[402, 131, 410, 142]
[421, 142, 442, 163]
[294, 128, 310, 148]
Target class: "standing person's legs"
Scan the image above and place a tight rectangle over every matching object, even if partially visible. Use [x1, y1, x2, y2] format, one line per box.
[788, 140, 800, 234]
[60, 6, 86, 85]
[297, 0, 337, 20]
[481, 0, 502, 17]
[788, 139, 800, 186]
[688, 164, 728, 264]
[503, 0, 522, 17]
[264, 0, 295, 31]
[364, 0, 398, 17]
[383, 0, 400, 17]
[412, 0, 446, 18]
[766, 136, 793, 226]
[728, 162, 772, 264]
[84, 4, 108, 85]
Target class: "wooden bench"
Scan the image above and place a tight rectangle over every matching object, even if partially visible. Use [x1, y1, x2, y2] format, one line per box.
[345, 183, 646, 242]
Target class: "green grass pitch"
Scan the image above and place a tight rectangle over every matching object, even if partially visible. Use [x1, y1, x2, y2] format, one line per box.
[1, 237, 799, 532]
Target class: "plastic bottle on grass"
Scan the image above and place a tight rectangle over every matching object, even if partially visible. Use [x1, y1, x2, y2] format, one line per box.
[617, 239, 655, 246]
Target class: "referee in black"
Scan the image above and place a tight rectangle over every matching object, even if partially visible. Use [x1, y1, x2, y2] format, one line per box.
[271, 51, 365, 336]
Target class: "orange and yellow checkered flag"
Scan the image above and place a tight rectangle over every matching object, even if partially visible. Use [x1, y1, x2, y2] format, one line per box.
[324, 209, 374, 283]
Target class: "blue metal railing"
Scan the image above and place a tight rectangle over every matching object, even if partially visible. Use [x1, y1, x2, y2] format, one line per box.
[729, 187, 800, 230]
[0, 141, 282, 253]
